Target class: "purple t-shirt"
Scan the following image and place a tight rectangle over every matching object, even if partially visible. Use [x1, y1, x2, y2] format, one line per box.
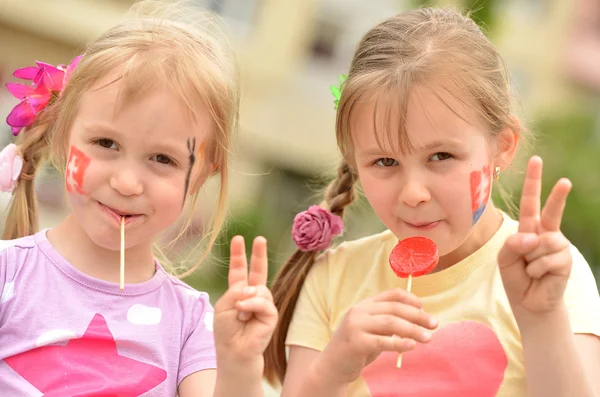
[0, 229, 216, 396]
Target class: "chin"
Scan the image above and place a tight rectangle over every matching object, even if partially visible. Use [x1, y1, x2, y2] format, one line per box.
[86, 229, 122, 251]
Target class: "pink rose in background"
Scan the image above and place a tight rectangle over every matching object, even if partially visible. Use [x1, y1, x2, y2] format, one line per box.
[5, 55, 83, 136]
[0, 144, 23, 193]
[292, 205, 344, 252]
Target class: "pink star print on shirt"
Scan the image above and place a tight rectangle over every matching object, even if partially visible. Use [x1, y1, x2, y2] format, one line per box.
[5, 313, 167, 396]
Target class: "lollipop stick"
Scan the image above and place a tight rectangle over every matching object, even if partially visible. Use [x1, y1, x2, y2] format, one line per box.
[397, 274, 413, 368]
[120, 217, 125, 291]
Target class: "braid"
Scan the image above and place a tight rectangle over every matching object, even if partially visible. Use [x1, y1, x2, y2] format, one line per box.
[264, 159, 357, 386]
[325, 160, 357, 216]
[2, 106, 56, 240]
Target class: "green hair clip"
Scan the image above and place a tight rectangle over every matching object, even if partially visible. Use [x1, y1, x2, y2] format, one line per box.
[329, 74, 347, 110]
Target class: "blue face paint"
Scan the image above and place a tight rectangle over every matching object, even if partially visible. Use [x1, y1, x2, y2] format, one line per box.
[470, 165, 492, 225]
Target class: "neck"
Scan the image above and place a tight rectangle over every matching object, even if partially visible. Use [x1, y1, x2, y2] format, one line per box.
[47, 214, 156, 284]
[435, 203, 504, 272]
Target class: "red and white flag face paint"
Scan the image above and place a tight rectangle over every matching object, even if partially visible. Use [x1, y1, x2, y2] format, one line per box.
[66, 146, 91, 195]
[470, 164, 492, 225]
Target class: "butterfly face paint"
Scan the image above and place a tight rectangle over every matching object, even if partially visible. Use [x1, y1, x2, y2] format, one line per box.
[470, 164, 492, 225]
[183, 137, 196, 203]
[66, 146, 91, 195]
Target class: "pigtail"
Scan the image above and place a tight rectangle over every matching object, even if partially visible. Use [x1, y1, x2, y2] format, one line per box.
[264, 159, 357, 386]
[2, 108, 56, 240]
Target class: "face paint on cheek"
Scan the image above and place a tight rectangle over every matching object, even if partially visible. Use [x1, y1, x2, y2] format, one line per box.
[183, 138, 197, 205]
[469, 164, 492, 225]
[65, 146, 91, 195]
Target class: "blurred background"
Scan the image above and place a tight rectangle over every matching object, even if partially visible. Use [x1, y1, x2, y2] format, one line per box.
[0, 0, 599, 393]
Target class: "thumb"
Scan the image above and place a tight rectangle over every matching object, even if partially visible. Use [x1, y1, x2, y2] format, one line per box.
[497, 233, 540, 269]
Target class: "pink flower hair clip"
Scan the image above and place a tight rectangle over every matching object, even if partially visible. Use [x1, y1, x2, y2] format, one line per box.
[0, 144, 24, 193]
[292, 205, 344, 252]
[5, 55, 83, 136]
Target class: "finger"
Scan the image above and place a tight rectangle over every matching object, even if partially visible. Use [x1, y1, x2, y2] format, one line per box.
[367, 335, 417, 354]
[369, 301, 438, 329]
[518, 156, 543, 233]
[525, 248, 572, 279]
[235, 296, 278, 317]
[372, 288, 423, 309]
[214, 283, 255, 312]
[523, 232, 570, 264]
[497, 233, 540, 269]
[248, 236, 268, 286]
[366, 314, 433, 343]
[228, 235, 248, 287]
[232, 285, 273, 321]
[540, 178, 572, 232]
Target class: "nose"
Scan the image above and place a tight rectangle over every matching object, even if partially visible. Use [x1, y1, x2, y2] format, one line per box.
[110, 169, 143, 197]
[398, 173, 431, 208]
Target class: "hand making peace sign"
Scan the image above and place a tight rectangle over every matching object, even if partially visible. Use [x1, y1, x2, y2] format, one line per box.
[497, 156, 574, 319]
[213, 236, 278, 363]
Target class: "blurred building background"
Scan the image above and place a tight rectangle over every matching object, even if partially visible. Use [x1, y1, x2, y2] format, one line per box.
[1, 0, 599, 393]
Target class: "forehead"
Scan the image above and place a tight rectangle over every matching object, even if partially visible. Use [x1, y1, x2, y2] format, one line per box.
[74, 72, 212, 144]
[351, 84, 487, 153]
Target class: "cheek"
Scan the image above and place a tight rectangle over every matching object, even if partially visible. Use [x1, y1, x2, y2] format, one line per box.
[149, 179, 186, 221]
[433, 167, 485, 221]
[358, 173, 392, 209]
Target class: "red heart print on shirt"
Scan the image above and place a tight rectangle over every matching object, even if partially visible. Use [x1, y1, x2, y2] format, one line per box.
[362, 321, 507, 396]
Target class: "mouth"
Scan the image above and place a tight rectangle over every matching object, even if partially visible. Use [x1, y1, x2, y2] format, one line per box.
[98, 202, 142, 225]
[403, 220, 440, 230]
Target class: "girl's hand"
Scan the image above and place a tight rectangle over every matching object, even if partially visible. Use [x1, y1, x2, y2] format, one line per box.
[498, 156, 573, 321]
[213, 236, 278, 367]
[318, 288, 438, 385]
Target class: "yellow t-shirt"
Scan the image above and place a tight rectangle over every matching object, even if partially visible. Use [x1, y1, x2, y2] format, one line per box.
[286, 213, 600, 396]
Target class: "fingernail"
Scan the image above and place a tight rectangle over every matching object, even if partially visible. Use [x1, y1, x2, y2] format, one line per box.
[423, 331, 432, 341]
[523, 234, 537, 245]
[243, 286, 256, 295]
[429, 318, 438, 328]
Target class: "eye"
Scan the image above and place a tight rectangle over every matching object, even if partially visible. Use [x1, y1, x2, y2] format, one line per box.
[152, 154, 174, 166]
[430, 152, 453, 161]
[95, 138, 117, 149]
[375, 158, 398, 167]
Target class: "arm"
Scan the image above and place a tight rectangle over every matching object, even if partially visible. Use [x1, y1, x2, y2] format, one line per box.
[575, 334, 600, 397]
[281, 346, 348, 397]
[497, 157, 600, 397]
[518, 307, 599, 397]
[178, 362, 265, 397]
[280, 290, 436, 397]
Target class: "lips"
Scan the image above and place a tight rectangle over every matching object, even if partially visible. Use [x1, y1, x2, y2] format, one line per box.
[98, 202, 142, 225]
[403, 220, 440, 230]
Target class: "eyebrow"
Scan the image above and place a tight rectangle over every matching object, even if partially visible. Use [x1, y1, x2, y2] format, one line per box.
[356, 139, 464, 156]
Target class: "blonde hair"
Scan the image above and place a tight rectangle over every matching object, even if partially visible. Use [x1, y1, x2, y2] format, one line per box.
[2, 0, 239, 278]
[265, 7, 530, 385]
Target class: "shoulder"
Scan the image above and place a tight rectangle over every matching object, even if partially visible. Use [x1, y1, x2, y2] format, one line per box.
[0, 234, 37, 256]
[318, 229, 396, 268]
[159, 272, 214, 325]
[307, 229, 397, 287]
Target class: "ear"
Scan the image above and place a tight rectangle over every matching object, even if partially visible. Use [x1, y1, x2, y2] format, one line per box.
[189, 140, 218, 196]
[493, 116, 520, 172]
